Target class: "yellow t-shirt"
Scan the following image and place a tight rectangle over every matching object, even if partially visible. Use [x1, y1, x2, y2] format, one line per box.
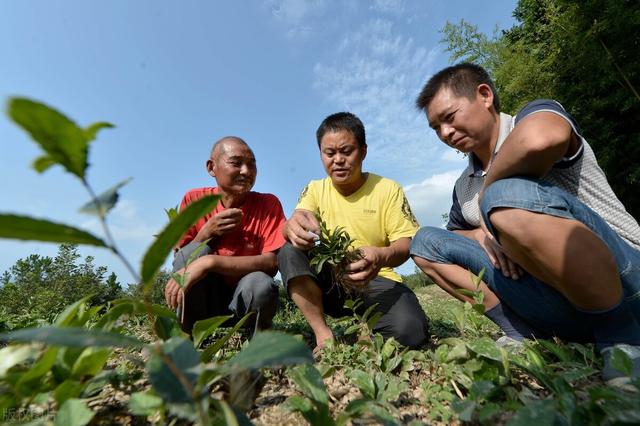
[296, 173, 420, 282]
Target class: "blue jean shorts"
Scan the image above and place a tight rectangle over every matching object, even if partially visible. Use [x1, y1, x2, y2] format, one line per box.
[410, 177, 640, 342]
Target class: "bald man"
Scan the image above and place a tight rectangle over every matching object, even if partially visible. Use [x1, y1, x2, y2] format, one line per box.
[164, 136, 287, 335]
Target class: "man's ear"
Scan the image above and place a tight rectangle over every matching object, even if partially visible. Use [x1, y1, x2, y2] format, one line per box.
[477, 84, 494, 109]
[206, 159, 216, 177]
[361, 144, 367, 161]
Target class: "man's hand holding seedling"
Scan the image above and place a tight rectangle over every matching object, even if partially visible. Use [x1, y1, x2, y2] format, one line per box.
[194, 208, 243, 242]
[164, 256, 214, 309]
[344, 246, 383, 287]
[283, 209, 320, 250]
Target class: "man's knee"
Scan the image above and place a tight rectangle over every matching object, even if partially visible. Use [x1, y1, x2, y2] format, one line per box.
[173, 241, 213, 271]
[410, 226, 456, 267]
[385, 313, 430, 348]
[373, 288, 430, 348]
[237, 272, 278, 309]
[480, 177, 565, 244]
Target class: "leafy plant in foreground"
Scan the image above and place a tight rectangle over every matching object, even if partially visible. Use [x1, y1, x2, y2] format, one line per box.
[0, 97, 313, 424]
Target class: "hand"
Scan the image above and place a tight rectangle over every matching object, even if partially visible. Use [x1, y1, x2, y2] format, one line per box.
[164, 256, 213, 309]
[195, 208, 243, 242]
[283, 210, 320, 250]
[476, 218, 524, 280]
[344, 246, 383, 287]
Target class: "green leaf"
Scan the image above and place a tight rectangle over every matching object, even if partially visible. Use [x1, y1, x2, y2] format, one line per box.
[84, 121, 114, 142]
[154, 316, 187, 341]
[0, 214, 106, 246]
[285, 395, 313, 412]
[54, 380, 84, 405]
[288, 364, 329, 405]
[456, 288, 478, 298]
[610, 346, 634, 376]
[468, 337, 502, 362]
[446, 342, 469, 361]
[470, 268, 485, 287]
[349, 369, 375, 399]
[225, 331, 313, 371]
[147, 337, 201, 403]
[452, 399, 477, 422]
[164, 205, 179, 221]
[55, 294, 94, 326]
[8, 97, 90, 179]
[16, 347, 58, 394]
[129, 391, 163, 416]
[70, 347, 111, 378]
[508, 399, 557, 426]
[79, 177, 132, 216]
[201, 313, 252, 362]
[110, 298, 176, 319]
[192, 315, 233, 348]
[33, 155, 56, 173]
[0, 327, 144, 348]
[55, 398, 95, 426]
[141, 194, 220, 283]
[468, 380, 496, 400]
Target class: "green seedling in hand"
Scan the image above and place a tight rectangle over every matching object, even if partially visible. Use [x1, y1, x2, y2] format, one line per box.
[309, 212, 363, 293]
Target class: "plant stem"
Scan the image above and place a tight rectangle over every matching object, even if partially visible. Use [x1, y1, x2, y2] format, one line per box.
[81, 179, 140, 283]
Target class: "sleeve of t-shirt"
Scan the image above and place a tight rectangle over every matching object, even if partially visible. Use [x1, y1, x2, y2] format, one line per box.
[385, 182, 420, 242]
[515, 99, 584, 166]
[260, 194, 287, 253]
[294, 182, 318, 213]
[446, 189, 475, 231]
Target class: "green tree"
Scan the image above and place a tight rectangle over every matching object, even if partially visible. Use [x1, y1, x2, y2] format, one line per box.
[442, 0, 640, 218]
[127, 268, 171, 306]
[0, 243, 124, 322]
[401, 266, 434, 290]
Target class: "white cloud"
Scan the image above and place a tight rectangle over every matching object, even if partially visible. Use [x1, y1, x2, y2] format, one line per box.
[313, 18, 446, 181]
[81, 198, 161, 243]
[371, 0, 405, 14]
[404, 169, 462, 227]
[266, 0, 328, 38]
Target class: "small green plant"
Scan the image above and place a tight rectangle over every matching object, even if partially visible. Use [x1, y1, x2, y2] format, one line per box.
[309, 213, 363, 293]
[452, 268, 489, 336]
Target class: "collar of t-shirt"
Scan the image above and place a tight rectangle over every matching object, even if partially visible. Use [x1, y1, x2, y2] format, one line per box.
[466, 112, 514, 178]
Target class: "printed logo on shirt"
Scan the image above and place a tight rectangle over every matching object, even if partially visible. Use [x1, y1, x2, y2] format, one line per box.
[401, 194, 419, 227]
[362, 209, 377, 215]
[297, 185, 309, 204]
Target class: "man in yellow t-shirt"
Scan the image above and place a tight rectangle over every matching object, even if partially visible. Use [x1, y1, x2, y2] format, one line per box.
[279, 112, 430, 351]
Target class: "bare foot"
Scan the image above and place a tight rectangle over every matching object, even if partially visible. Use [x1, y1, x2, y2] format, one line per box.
[314, 329, 334, 349]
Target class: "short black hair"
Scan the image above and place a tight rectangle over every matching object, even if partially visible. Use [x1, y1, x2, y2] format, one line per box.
[316, 112, 366, 148]
[415, 62, 500, 113]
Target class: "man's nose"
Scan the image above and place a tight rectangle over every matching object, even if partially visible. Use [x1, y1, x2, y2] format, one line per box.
[333, 154, 345, 164]
[440, 124, 454, 141]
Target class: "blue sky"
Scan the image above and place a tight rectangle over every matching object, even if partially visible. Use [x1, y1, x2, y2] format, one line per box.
[0, 0, 517, 284]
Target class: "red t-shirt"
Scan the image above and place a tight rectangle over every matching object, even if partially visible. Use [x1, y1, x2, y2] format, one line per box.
[177, 187, 286, 256]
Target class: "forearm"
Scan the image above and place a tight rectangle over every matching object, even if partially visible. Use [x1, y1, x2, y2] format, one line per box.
[192, 252, 278, 277]
[374, 237, 411, 268]
[484, 112, 573, 189]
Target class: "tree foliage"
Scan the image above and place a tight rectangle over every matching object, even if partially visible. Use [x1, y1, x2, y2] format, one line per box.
[127, 268, 171, 306]
[0, 244, 124, 323]
[441, 0, 640, 218]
